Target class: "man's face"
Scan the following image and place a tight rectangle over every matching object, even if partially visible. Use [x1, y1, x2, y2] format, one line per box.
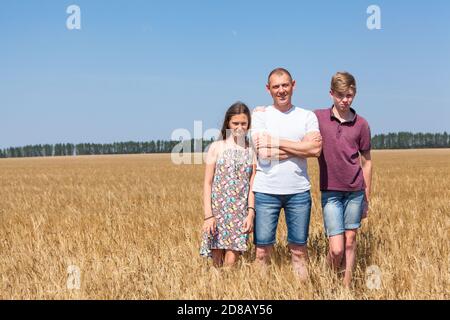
[266, 73, 295, 108]
[331, 89, 355, 113]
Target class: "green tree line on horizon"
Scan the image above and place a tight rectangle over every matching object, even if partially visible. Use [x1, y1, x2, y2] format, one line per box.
[0, 132, 449, 159]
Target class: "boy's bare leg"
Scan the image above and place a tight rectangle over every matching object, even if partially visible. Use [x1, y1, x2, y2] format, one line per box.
[342, 230, 357, 287]
[327, 234, 345, 272]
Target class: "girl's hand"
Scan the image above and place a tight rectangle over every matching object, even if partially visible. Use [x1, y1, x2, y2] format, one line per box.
[242, 214, 254, 234]
[202, 217, 216, 235]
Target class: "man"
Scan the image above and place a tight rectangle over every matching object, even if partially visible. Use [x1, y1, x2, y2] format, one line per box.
[314, 72, 372, 287]
[251, 68, 322, 280]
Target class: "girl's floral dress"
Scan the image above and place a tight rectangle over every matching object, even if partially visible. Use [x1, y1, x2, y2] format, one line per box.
[200, 146, 253, 257]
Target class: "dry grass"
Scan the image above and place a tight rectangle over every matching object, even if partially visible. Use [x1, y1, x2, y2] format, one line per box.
[0, 150, 449, 299]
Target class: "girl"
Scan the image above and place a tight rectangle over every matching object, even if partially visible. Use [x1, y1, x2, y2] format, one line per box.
[199, 102, 257, 267]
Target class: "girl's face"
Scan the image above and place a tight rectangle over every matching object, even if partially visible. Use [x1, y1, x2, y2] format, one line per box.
[228, 113, 249, 138]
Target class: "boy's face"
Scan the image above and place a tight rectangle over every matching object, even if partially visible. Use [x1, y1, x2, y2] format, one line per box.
[266, 73, 296, 108]
[331, 89, 355, 113]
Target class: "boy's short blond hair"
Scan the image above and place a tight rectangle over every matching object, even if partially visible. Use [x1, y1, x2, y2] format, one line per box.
[331, 72, 357, 94]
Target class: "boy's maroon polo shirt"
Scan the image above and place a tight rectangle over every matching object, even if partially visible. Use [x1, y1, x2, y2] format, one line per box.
[314, 106, 371, 192]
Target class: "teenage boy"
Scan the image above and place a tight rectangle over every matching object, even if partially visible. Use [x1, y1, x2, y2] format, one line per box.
[314, 72, 373, 287]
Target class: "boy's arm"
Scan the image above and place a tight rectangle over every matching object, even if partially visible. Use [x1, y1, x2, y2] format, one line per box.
[361, 150, 372, 203]
[359, 121, 372, 218]
[361, 150, 372, 219]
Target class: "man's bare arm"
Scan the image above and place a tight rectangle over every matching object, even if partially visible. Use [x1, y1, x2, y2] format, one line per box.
[279, 137, 322, 158]
[257, 147, 292, 161]
[254, 131, 322, 158]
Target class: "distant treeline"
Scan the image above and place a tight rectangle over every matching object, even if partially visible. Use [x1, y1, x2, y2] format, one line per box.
[0, 139, 213, 158]
[371, 132, 449, 149]
[0, 132, 449, 158]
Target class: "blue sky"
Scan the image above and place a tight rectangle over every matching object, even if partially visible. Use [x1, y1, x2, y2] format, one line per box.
[1, 0, 449, 148]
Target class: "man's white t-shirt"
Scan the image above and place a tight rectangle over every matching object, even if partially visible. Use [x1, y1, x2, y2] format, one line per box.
[251, 105, 319, 195]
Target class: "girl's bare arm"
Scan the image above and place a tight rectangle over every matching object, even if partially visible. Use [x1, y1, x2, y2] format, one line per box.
[203, 143, 218, 219]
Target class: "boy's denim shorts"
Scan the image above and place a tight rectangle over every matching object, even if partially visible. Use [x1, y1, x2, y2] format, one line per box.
[254, 191, 312, 246]
[321, 190, 365, 237]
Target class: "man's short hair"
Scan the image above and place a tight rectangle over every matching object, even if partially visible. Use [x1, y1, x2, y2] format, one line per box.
[267, 68, 293, 84]
[331, 72, 357, 94]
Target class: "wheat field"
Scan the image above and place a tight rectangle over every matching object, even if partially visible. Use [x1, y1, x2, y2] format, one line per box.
[0, 149, 449, 299]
